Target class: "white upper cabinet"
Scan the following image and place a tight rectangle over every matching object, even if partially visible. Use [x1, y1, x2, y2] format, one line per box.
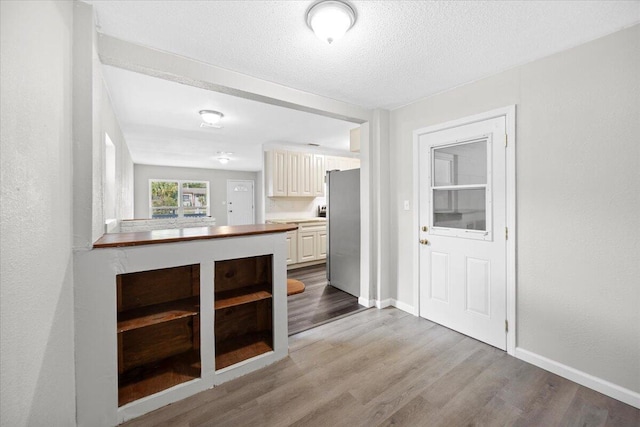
[266, 150, 326, 198]
[266, 150, 288, 197]
[287, 151, 301, 196]
[299, 152, 314, 197]
[313, 154, 325, 197]
[325, 156, 360, 172]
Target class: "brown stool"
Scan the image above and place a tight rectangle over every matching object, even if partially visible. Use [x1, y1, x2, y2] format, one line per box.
[287, 279, 305, 296]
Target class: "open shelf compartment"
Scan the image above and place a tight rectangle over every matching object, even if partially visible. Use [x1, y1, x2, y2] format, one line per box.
[116, 264, 201, 407]
[214, 255, 273, 370]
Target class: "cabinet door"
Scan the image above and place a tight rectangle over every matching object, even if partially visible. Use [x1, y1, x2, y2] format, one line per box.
[266, 150, 287, 197]
[286, 231, 297, 265]
[313, 155, 325, 197]
[297, 231, 317, 263]
[348, 158, 361, 170]
[287, 152, 301, 196]
[325, 156, 338, 172]
[316, 229, 327, 259]
[299, 153, 313, 197]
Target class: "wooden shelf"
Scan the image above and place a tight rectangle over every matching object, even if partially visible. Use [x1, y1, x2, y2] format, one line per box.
[118, 350, 200, 407]
[117, 264, 201, 406]
[118, 297, 200, 333]
[215, 332, 273, 370]
[214, 284, 271, 310]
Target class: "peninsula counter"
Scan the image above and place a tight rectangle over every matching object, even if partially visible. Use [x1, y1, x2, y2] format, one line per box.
[75, 224, 297, 425]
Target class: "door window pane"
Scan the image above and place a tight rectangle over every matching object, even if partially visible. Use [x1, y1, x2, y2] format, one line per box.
[433, 140, 487, 186]
[433, 189, 486, 231]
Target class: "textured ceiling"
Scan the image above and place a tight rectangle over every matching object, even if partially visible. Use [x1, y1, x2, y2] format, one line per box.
[88, 1, 639, 110]
[102, 66, 358, 171]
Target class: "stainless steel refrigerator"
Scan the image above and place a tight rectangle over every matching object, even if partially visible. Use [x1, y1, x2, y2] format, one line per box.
[326, 169, 360, 297]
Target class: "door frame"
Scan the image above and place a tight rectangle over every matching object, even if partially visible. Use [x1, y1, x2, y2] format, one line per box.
[412, 105, 517, 355]
[226, 179, 255, 225]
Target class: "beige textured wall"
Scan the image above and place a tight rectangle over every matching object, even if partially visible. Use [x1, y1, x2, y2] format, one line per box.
[390, 25, 640, 393]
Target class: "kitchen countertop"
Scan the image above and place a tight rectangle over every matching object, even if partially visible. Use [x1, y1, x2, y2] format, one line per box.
[93, 223, 298, 248]
[266, 218, 327, 224]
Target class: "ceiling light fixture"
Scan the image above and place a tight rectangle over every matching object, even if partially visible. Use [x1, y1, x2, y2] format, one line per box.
[306, 0, 356, 44]
[217, 157, 230, 164]
[199, 110, 224, 128]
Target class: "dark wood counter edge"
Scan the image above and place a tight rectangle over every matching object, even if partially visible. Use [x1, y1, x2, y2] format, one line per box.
[93, 224, 298, 249]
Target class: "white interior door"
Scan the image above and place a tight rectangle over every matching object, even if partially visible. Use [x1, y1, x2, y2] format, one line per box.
[227, 180, 255, 225]
[419, 117, 507, 350]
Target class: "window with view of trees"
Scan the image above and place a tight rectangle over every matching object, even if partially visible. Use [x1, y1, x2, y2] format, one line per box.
[150, 180, 209, 218]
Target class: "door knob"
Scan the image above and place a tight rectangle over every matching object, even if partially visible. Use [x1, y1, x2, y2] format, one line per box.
[420, 239, 429, 245]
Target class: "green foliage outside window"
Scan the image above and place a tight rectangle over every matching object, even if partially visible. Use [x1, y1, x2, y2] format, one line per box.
[151, 181, 178, 207]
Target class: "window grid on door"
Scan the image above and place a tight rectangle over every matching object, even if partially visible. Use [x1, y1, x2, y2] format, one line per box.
[429, 135, 493, 241]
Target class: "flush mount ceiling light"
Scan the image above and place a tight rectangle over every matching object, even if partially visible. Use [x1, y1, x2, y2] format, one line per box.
[217, 157, 230, 164]
[306, 0, 356, 44]
[199, 110, 224, 128]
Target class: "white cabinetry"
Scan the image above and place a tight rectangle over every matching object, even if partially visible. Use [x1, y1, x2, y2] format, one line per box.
[313, 154, 325, 197]
[286, 230, 297, 265]
[266, 150, 288, 197]
[296, 223, 327, 264]
[270, 220, 327, 268]
[266, 150, 324, 198]
[325, 156, 360, 172]
[317, 228, 327, 259]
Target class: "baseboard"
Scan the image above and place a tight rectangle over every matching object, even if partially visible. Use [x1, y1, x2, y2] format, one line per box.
[390, 299, 418, 316]
[358, 297, 374, 308]
[375, 299, 392, 309]
[515, 348, 640, 409]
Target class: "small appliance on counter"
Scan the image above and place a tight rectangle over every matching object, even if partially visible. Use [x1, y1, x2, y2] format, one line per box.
[317, 205, 327, 217]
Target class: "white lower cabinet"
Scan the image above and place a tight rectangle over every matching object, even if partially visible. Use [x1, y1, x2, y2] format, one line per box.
[317, 229, 327, 259]
[296, 223, 327, 264]
[286, 230, 298, 265]
[272, 221, 327, 267]
[297, 230, 317, 263]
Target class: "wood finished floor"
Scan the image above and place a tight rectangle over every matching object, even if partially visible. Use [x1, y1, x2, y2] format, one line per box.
[287, 264, 366, 336]
[122, 308, 639, 427]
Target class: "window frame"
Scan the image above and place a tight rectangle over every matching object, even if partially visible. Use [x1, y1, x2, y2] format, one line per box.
[149, 179, 210, 218]
[429, 135, 493, 241]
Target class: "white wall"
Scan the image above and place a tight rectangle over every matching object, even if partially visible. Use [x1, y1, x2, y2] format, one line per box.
[100, 79, 134, 221]
[0, 1, 76, 425]
[390, 25, 640, 395]
[134, 164, 258, 226]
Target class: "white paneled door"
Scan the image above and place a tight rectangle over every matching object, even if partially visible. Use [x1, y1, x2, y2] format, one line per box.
[419, 116, 507, 350]
[227, 180, 255, 226]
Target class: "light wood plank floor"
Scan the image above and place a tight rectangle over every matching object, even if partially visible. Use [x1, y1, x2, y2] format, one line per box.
[122, 308, 639, 427]
[287, 264, 367, 335]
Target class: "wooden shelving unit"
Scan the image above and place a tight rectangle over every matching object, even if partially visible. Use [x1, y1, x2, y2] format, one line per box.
[117, 265, 201, 407]
[214, 255, 273, 370]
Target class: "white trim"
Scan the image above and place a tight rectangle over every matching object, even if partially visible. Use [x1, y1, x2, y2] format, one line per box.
[504, 105, 517, 355]
[391, 299, 418, 316]
[412, 105, 517, 356]
[515, 348, 640, 409]
[376, 299, 392, 309]
[358, 297, 374, 308]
